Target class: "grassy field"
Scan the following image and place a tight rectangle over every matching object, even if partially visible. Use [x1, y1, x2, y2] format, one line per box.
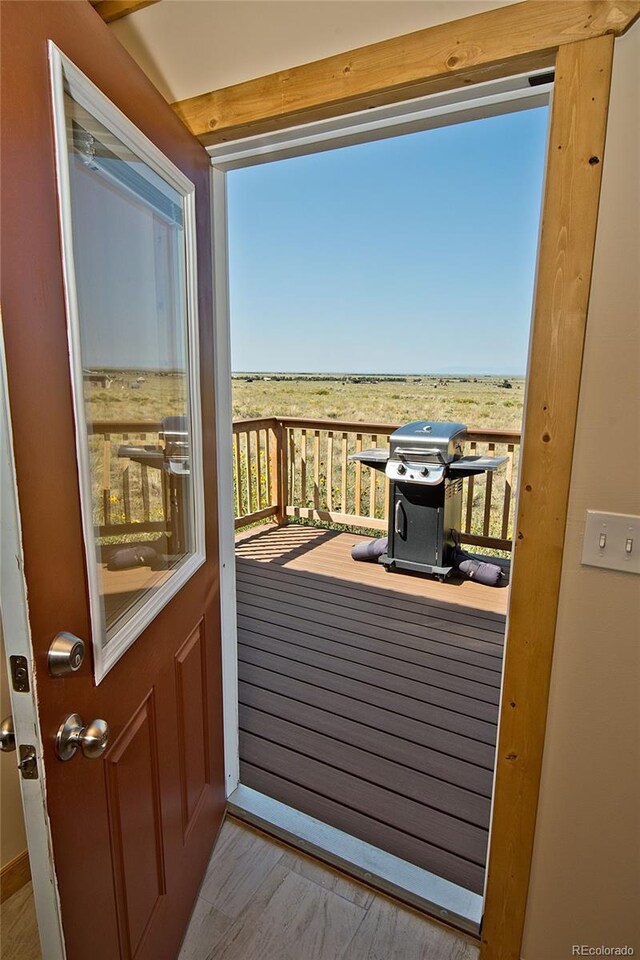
[85, 369, 187, 424]
[83, 368, 525, 433]
[232, 373, 525, 431]
[83, 368, 523, 547]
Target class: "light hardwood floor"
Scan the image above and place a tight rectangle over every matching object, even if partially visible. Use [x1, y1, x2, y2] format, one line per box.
[0, 882, 41, 960]
[179, 817, 479, 960]
[0, 819, 479, 959]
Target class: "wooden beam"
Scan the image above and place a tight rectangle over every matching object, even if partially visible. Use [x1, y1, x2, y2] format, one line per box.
[480, 33, 614, 960]
[90, 0, 161, 24]
[171, 0, 639, 144]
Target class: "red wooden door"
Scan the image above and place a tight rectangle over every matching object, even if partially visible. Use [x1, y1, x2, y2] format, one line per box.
[0, 4, 225, 959]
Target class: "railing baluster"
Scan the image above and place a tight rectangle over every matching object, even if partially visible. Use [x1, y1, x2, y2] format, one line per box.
[161, 469, 170, 533]
[266, 428, 273, 507]
[102, 434, 112, 526]
[288, 428, 295, 506]
[354, 434, 363, 516]
[341, 433, 348, 513]
[483, 442, 496, 537]
[326, 432, 334, 511]
[502, 443, 515, 540]
[313, 430, 321, 509]
[300, 429, 307, 507]
[140, 463, 150, 521]
[255, 429, 263, 511]
[235, 432, 244, 517]
[280, 425, 288, 520]
[465, 440, 477, 533]
[122, 466, 131, 523]
[383, 434, 390, 522]
[369, 435, 377, 518]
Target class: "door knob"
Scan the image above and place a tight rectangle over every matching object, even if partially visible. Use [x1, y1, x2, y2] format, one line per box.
[55, 713, 109, 761]
[1, 716, 16, 753]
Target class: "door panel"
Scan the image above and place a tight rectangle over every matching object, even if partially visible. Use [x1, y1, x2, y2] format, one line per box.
[0, 3, 225, 958]
[106, 694, 166, 959]
[175, 621, 211, 839]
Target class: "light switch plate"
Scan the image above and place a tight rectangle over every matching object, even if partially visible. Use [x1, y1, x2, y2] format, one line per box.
[582, 511, 640, 574]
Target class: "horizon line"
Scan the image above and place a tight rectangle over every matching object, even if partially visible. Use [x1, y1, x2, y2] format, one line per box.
[231, 370, 526, 377]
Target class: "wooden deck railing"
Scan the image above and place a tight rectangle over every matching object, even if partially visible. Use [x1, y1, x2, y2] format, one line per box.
[90, 420, 165, 538]
[231, 417, 285, 530]
[91, 416, 520, 552]
[234, 416, 521, 552]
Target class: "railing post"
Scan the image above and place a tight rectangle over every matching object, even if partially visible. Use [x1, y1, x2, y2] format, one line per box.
[270, 420, 287, 526]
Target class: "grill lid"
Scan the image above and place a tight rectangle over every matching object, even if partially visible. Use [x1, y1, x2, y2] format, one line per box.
[389, 421, 466, 464]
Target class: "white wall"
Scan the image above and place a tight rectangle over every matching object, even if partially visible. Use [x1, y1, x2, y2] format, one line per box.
[109, 4, 640, 957]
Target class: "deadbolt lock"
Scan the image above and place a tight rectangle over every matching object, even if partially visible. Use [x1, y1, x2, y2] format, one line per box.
[48, 633, 86, 677]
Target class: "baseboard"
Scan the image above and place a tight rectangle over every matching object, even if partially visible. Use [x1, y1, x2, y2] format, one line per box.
[0, 850, 31, 903]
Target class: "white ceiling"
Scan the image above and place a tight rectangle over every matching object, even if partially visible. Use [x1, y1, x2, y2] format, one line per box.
[110, 0, 518, 103]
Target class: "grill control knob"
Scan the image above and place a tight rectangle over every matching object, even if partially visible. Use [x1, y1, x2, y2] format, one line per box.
[397, 463, 406, 475]
[420, 467, 429, 477]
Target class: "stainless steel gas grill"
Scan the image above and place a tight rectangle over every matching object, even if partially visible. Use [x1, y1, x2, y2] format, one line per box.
[350, 420, 507, 580]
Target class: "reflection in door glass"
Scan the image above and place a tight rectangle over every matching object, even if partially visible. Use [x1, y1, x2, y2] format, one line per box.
[63, 90, 197, 648]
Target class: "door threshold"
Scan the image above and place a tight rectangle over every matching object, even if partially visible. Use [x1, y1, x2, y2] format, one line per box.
[227, 785, 482, 937]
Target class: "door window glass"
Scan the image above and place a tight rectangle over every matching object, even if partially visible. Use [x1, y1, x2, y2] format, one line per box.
[52, 53, 205, 677]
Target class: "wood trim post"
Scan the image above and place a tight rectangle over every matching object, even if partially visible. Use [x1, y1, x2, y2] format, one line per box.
[90, 0, 161, 24]
[480, 33, 614, 960]
[269, 420, 287, 526]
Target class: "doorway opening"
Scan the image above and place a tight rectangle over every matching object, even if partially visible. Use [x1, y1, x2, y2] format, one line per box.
[211, 72, 551, 932]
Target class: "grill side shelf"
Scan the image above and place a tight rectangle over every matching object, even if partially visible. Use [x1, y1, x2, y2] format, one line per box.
[349, 448, 389, 471]
[448, 455, 508, 476]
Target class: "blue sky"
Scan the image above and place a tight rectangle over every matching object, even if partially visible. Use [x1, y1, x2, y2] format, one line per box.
[227, 106, 548, 375]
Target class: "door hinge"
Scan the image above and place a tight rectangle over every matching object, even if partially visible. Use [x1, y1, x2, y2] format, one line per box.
[18, 744, 38, 780]
[10, 655, 30, 693]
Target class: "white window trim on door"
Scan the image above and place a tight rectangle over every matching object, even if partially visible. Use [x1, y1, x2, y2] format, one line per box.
[209, 71, 553, 927]
[48, 44, 207, 683]
[0, 318, 66, 960]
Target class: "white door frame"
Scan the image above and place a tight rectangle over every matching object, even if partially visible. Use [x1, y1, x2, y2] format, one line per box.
[0, 317, 66, 960]
[210, 166, 240, 797]
[209, 71, 553, 927]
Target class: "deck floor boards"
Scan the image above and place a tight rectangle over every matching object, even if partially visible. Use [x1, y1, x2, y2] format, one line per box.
[235, 524, 507, 895]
